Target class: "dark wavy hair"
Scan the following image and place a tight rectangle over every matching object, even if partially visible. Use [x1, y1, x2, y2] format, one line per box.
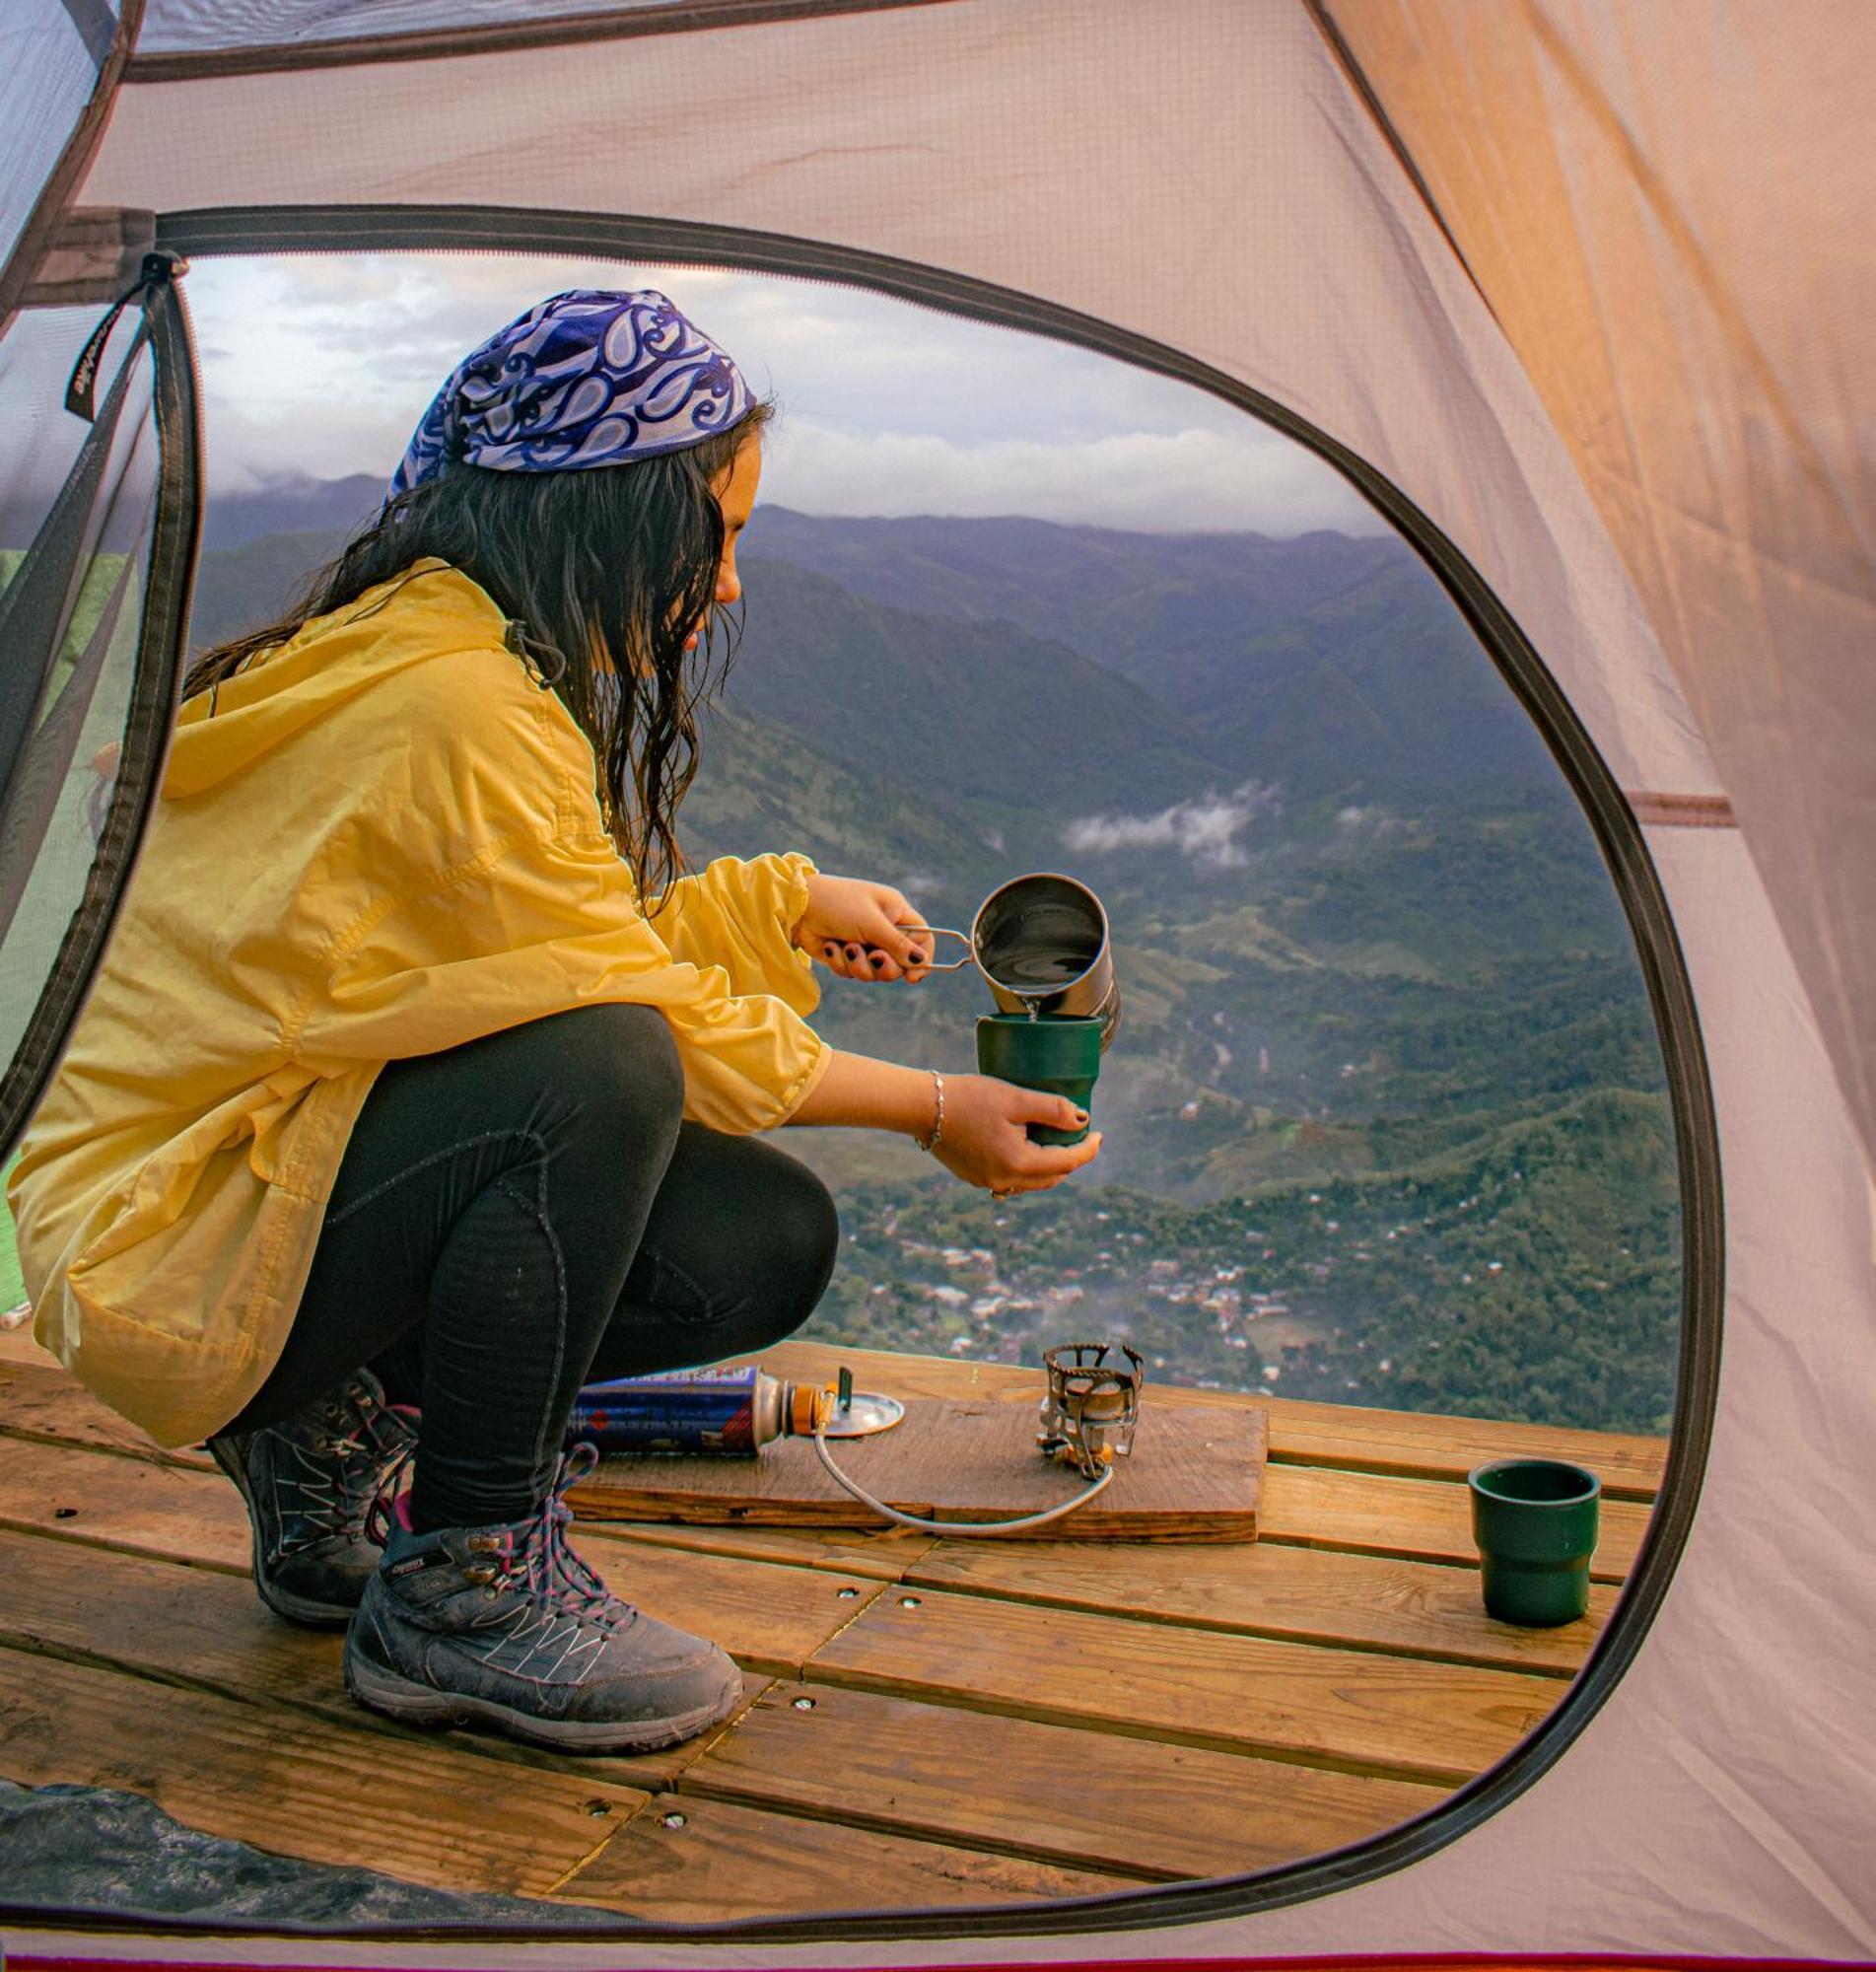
[181, 402, 773, 904]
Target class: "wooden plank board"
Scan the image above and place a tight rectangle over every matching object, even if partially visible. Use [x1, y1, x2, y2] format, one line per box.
[0, 1433, 250, 1572]
[1262, 1461, 1645, 1582]
[804, 1584, 1562, 1787]
[681, 1679, 1447, 1882]
[1249, 1398, 1665, 1497]
[593, 1517, 940, 1582]
[752, 1342, 1667, 1498]
[3, 1358, 940, 1581]
[552, 1789, 1131, 1917]
[0, 1445, 895, 1678]
[906, 1536, 1612, 1676]
[0, 1527, 762, 1794]
[0, 1645, 649, 1899]
[571, 1392, 1265, 1540]
[0, 1356, 212, 1469]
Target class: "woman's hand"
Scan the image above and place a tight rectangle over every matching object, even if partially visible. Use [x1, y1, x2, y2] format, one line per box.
[792, 873, 933, 983]
[783, 1049, 1103, 1201]
[930, 1073, 1104, 1199]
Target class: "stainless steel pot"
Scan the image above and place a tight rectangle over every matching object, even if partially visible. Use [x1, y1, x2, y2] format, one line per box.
[915, 872, 1120, 1052]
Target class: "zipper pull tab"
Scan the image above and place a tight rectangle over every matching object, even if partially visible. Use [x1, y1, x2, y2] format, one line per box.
[65, 250, 187, 424]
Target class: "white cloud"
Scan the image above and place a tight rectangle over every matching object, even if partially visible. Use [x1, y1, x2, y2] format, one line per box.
[762, 423, 1372, 533]
[1063, 784, 1282, 870]
[185, 253, 1384, 536]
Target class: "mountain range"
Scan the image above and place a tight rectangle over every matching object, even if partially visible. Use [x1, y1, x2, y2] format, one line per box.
[192, 484, 1564, 821]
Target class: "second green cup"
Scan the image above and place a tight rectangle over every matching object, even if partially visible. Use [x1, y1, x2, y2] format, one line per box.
[975, 1014, 1103, 1145]
[1468, 1457, 1601, 1627]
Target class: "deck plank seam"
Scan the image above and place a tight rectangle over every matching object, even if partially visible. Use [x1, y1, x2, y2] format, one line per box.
[0, 1612, 734, 1793]
[1267, 1447, 1657, 1503]
[887, 1568, 1581, 1679]
[0, 1419, 215, 1473]
[0, 1635, 656, 1812]
[669, 1764, 1182, 1885]
[0, 1508, 249, 1578]
[538, 1792, 666, 1898]
[587, 1519, 941, 1581]
[791, 1577, 895, 1678]
[791, 1662, 1494, 1791]
[1257, 1526, 1627, 1585]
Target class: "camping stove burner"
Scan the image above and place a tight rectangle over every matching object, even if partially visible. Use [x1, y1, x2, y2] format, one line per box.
[1037, 1341, 1145, 1480]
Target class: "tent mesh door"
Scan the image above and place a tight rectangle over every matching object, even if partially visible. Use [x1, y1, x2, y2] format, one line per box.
[0, 264, 200, 1176]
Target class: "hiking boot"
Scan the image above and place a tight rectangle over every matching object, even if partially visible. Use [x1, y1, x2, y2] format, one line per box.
[343, 1446, 741, 1754]
[207, 1369, 417, 1629]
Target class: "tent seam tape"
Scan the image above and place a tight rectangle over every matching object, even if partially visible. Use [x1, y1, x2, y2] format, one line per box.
[122, 0, 963, 84]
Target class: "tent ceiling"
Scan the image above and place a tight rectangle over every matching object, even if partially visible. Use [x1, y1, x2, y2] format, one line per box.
[1333, 0, 1876, 1174]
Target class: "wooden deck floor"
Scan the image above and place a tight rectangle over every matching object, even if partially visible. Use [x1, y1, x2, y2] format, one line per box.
[0, 1329, 1664, 1922]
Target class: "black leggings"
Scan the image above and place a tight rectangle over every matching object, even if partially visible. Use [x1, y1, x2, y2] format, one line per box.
[228, 1004, 840, 1532]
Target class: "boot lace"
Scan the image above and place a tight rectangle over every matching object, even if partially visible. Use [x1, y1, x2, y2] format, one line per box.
[493, 1444, 631, 1631]
[366, 1442, 632, 1632]
[301, 1384, 418, 1547]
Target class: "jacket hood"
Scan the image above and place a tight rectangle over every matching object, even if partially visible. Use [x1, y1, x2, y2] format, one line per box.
[164, 563, 510, 799]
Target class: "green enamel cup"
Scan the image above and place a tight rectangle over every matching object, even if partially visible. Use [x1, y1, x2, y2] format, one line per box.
[1468, 1457, 1601, 1627]
[976, 1014, 1103, 1146]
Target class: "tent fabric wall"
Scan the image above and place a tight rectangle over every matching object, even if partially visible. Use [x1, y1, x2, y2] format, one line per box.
[3, 0, 1870, 1956]
[1333, 0, 1876, 1191]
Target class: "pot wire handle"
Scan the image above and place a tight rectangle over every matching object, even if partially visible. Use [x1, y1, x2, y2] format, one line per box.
[901, 925, 975, 971]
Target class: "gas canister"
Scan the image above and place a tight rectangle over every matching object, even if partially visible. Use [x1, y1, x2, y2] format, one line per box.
[565, 1365, 826, 1456]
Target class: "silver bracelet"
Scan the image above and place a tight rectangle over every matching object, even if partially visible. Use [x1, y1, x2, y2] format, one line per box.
[915, 1070, 944, 1153]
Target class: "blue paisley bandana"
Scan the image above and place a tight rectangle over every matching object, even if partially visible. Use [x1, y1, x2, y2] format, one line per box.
[388, 289, 753, 497]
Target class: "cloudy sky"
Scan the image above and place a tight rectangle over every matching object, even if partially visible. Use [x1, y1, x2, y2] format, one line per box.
[187, 253, 1385, 537]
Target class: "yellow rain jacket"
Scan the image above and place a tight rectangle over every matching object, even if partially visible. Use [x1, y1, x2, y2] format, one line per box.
[7, 562, 832, 1446]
